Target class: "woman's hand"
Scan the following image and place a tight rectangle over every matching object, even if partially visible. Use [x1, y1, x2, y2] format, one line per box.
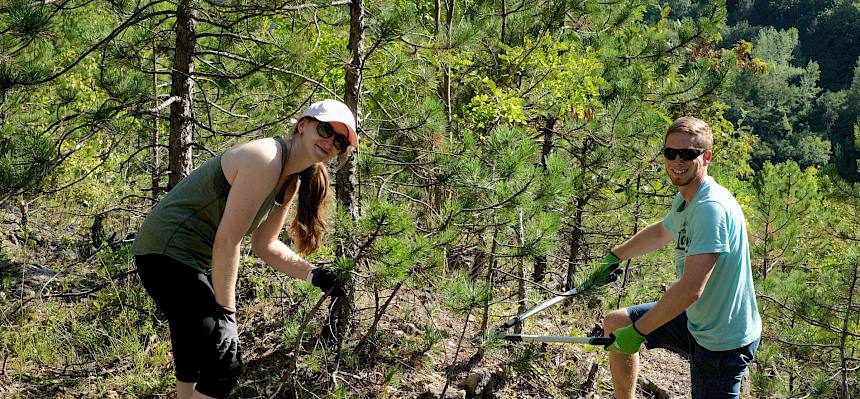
[310, 268, 346, 297]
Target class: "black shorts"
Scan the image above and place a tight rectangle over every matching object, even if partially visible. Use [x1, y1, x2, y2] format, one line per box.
[628, 302, 759, 399]
[136, 254, 242, 398]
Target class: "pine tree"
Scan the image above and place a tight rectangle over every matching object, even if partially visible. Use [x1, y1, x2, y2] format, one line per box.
[748, 161, 820, 279]
[722, 28, 829, 170]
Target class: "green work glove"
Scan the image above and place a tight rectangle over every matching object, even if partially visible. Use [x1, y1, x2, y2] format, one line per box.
[606, 324, 646, 355]
[580, 251, 623, 291]
[599, 252, 621, 274]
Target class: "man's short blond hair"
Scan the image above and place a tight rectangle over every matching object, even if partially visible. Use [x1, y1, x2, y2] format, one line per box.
[665, 116, 713, 150]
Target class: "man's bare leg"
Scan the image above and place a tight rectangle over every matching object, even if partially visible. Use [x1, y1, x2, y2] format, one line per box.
[189, 391, 216, 399]
[177, 381, 195, 399]
[605, 308, 639, 399]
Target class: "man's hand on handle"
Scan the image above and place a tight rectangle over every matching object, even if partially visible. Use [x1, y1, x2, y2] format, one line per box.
[598, 252, 621, 275]
[605, 324, 645, 355]
[581, 251, 623, 290]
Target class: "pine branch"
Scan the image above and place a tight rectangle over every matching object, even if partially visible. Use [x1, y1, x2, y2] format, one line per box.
[194, 31, 273, 46]
[192, 114, 291, 139]
[0, 0, 61, 11]
[768, 335, 840, 349]
[192, 49, 338, 96]
[147, 95, 181, 114]
[199, 96, 249, 118]
[759, 294, 860, 338]
[461, 173, 536, 212]
[200, 0, 350, 12]
[14, 5, 174, 86]
[2, 267, 138, 320]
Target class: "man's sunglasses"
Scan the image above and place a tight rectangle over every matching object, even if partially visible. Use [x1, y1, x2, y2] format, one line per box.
[316, 121, 351, 153]
[663, 147, 706, 161]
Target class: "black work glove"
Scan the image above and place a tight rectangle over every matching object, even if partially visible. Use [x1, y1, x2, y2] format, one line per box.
[203, 305, 243, 391]
[310, 268, 346, 297]
[214, 306, 240, 353]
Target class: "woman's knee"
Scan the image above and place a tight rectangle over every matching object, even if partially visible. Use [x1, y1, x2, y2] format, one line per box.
[196, 357, 242, 399]
[604, 308, 632, 334]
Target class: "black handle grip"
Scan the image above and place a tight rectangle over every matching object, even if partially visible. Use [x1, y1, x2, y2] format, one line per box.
[500, 316, 520, 330]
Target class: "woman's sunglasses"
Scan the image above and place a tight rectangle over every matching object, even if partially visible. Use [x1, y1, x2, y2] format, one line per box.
[663, 147, 706, 161]
[316, 121, 351, 153]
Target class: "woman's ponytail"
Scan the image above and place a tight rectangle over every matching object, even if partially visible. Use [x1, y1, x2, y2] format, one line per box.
[290, 163, 330, 255]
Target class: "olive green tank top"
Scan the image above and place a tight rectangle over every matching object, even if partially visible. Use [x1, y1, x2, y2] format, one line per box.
[131, 137, 290, 273]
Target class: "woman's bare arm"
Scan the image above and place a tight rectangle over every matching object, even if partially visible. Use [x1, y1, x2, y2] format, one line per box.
[211, 139, 282, 310]
[250, 176, 315, 279]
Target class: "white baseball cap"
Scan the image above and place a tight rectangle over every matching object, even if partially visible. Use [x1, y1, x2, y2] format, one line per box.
[302, 99, 358, 147]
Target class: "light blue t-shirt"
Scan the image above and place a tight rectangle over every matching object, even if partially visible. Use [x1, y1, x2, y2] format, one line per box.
[661, 177, 761, 351]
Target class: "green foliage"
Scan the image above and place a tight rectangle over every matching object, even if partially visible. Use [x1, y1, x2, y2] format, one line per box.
[441, 270, 490, 314]
[3, 0, 860, 397]
[336, 199, 431, 295]
[503, 343, 544, 379]
[3, 0, 52, 41]
[466, 77, 528, 128]
[1, 282, 170, 395]
[812, 62, 860, 182]
[703, 101, 756, 181]
[717, 0, 860, 181]
[746, 161, 821, 278]
[721, 28, 829, 170]
[0, 130, 54, 200]
[753, 214, 860, 398]
[802, 0, 860, 91]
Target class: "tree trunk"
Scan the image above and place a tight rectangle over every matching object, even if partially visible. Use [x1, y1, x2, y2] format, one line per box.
[515, 210, 526, 334]
[479, 225, 499, 332]
[436, 0, 454, 122]
[151, 38, 161, 199]
[762, 219, 771, 280]
[838, 262, 857, 398]
[566, 196, 586, 290]
[326, 0, 364, 344]
[337, 0, 363, 222]
[500, 0, 507, 45]
[434, 0, 441, 35]
[428, 0, 454, 212]
[566, 139, 592, 290]
[167, 0, 196, 190]
[532, 117, 556, 283]
[616, 175, 642, 308]
[445, 0, 454, 28]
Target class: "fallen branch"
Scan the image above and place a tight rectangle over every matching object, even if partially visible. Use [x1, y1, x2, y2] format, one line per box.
[638, 376, 671, 399]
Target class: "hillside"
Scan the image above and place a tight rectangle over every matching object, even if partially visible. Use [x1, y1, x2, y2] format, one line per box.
[1, 1, 858, 398]
[1, 206, 698, 398]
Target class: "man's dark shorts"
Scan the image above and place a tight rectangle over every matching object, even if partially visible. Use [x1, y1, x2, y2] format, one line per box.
[628, 302, 759, 399]
[137, 254, 243, 399]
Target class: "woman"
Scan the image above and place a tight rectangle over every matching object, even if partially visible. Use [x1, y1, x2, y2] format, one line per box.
[132, 99, 357, 399]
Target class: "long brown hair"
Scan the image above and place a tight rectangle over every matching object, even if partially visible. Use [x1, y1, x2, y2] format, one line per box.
[289, 163, 329, 255]
[288, 117, 331, 254]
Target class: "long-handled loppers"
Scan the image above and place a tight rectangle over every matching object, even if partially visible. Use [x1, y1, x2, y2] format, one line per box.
[489, 260, 623, 345]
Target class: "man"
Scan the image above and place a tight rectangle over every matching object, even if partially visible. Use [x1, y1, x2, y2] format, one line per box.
[600, 116, 761, 398]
